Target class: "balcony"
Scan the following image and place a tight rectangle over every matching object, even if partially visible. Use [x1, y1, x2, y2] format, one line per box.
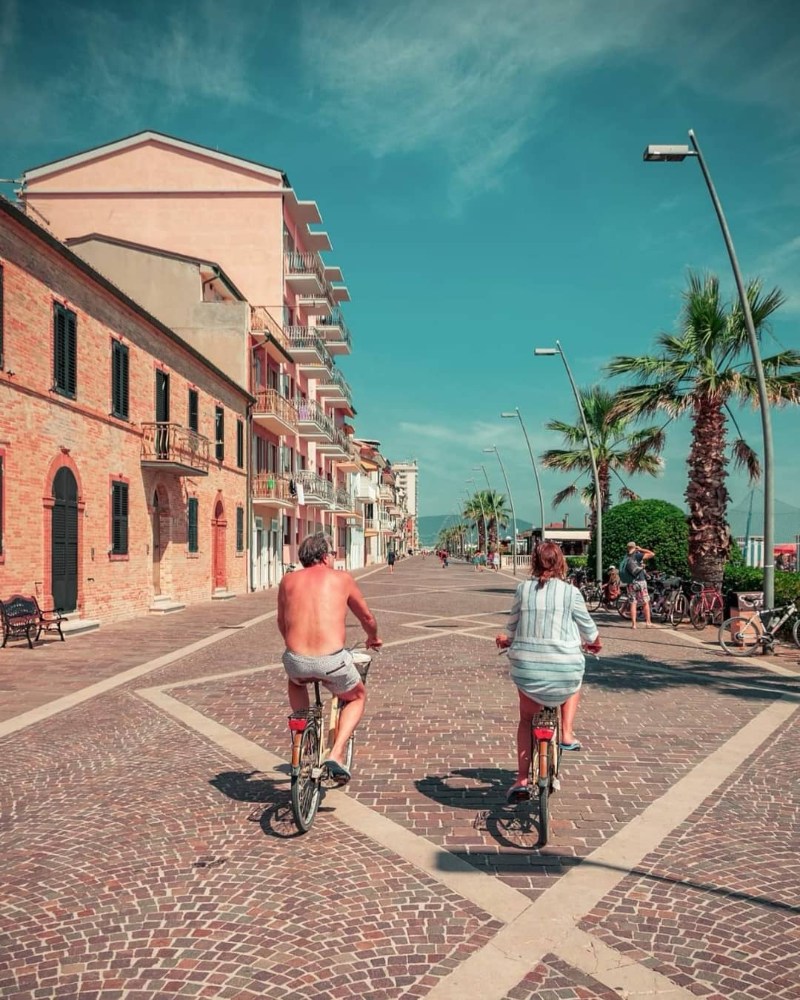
[316, 423, 351, 459]
[379, 484, 394, 502]
[316, 366, 353, 408]
[336, 440, 361, 472]
[315, 309, 352, 356]
[141, 423, 210, 476]
[284, 250, 325, 295]
[353, 475, 377, 502]
[250, 306, 292, 361]
[332, 485, 355, 510]
[296, 286, 333, 319]
[294, 470, 334, 506]
[364, 518, 378, 534]
[253, 389, 298, 435]
[294, 397, 333, 443]
[252, 473, 295, 509]
[285, 326, 333, 374]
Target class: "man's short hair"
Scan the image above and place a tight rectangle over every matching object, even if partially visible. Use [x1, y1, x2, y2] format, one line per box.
[298, 532, 335, 567]
[626, 541, 637, 551]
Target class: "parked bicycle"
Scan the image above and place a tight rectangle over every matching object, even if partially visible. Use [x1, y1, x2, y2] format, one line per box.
[288, 647, 374, 832]
[649, 574, 688, 627]
[719, 599, 800, 656]
[688, 580, 725, 630]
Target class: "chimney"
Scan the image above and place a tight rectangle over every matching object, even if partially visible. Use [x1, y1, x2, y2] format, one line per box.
[563, 513, 569, 528]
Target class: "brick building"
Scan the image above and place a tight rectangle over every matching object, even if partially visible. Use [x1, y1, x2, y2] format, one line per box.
[0, 197, 251, 626]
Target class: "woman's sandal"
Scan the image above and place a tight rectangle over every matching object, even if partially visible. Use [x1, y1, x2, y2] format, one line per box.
[506, 783, 531, 804]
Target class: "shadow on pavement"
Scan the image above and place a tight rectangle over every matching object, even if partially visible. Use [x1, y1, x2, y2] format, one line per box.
[585, 652, 799, 700]
[209, 769, 312, 839]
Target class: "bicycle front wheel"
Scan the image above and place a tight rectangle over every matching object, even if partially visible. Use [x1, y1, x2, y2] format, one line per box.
[584, 585, 603, 613]
[793, 617, 800, 649]
[618, 597, 632, 620]
[719, 616, 761, 656]
[291, 723, 322, 832]
[670, 592, 687, 628]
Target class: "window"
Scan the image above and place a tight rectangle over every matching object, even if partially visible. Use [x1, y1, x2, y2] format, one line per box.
[188, 497, 199, 553]
[111, 340, 129, 419]
[188, 388, 199, 432]
[53, 303, 77, 397]
[111, 481, 129, 555]
[215, 406, 224, 461]
[236, 419, 244, 469]
[236, 506, 244, 552]
[0, 264, 4, 369]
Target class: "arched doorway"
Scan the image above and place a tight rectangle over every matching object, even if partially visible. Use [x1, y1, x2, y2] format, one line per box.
[52, 467, 79, 612]
[212, 499, 227, 590]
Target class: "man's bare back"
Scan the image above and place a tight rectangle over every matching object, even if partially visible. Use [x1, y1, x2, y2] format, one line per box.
[278, 562, 379, 656]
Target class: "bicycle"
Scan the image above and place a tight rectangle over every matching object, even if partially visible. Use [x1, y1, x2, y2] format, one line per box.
[649, 575, 687, 627]
[586, 582, 622, 613]
[287, 648, 373, 832]
[530, 706, 561, 847]
[719, 599, 800, 656]
[688, 581, 724, 630]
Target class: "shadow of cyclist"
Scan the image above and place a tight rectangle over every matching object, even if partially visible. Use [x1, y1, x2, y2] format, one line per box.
[210, 768, 335, 839]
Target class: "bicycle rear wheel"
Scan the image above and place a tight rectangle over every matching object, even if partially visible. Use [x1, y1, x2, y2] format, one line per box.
[618, 596, 632, 620]
[719, 616, 761, 656]
[689, 595, 707, 630]
[291, 723, 322, 832]
[793, 617, 800, 649]
[584, 584, 603, 612]
[669, 591, 687, 627]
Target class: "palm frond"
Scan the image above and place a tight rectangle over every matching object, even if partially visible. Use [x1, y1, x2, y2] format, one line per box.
[552, 485, 577, 507]
[731, 438, 761, 482]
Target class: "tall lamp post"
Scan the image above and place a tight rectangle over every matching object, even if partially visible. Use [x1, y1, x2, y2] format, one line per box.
[473, 466, 499, 560]
[501, 408, 546, 543]
[483, 447, 518, 577]
[643, 131, 775, 608]
[534, 342, 602, 584]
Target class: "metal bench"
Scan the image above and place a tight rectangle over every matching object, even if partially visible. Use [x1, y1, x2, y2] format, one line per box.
[0, 594, 67, 648]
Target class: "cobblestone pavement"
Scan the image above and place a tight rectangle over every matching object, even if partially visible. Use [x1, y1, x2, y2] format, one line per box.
[1, 556, 798, 999]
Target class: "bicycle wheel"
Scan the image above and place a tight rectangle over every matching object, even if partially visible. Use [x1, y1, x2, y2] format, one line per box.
[584, 585, 603, 613]
[719, 616, 761, 656]
[793, 617, 800, 649]
[689, 595, 707, 630]
[710, 597, 725, 627]
[618, 596, 632, 620]
[669, 592, 687, 628]
[291, 723, 322, 832]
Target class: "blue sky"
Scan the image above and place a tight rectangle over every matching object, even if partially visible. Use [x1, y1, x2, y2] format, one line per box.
[2, 0, 799, 532]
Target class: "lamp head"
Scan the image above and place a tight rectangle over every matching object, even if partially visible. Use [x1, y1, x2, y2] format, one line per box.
[482, 448, 494, 454]
[534, 347, 557, 356]
[500, 411, 516, 418]
[643, 144, 694, 162]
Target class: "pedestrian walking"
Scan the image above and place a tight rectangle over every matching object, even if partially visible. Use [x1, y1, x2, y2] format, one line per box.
[387, 549, 396, 573]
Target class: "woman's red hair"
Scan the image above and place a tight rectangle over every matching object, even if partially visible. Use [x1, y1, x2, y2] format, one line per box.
[531, 541, 567, 587]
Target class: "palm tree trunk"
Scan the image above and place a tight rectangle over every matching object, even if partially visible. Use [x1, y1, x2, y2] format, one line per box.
[685, 396, 730, 587]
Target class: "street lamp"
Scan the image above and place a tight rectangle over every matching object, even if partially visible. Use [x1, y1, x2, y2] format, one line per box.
[483, 447, 518, 577]
[501, 408, 546, 542]
[534, 342, 602, 583]
[644, 129, 775, 608]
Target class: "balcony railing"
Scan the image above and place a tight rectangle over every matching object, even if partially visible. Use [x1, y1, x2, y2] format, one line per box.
[251, 306, 291, 355]
[334, 485, 354, 509]
[253, 388, 298, 429]
[293, 397, 348, 453]
[295, 470, 334, 505]
[318, 367, 353, 407]
[141, 423, 210, 475]
[252, 472, 295, 505]
[315, 309, 352, 354]
[284, 250, 326, 287]
[285, 326, 333, 371]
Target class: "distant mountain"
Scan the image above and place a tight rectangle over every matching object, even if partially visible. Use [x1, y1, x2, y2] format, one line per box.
[417, 513, 534, 547]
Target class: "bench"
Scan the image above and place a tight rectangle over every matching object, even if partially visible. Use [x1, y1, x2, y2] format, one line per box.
[0, 595, 67, 649]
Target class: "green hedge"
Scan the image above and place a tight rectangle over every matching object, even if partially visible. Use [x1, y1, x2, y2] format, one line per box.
[587, 499, 690, 580]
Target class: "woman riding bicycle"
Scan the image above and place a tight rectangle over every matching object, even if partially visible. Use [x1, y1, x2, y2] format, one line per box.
[496, 542, 601, 803]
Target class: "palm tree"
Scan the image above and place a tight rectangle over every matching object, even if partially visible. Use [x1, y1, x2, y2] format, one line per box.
[541, 385, 665, 536]
[481, 489, 511, 553]
[462, 493, 488, 552]
[607, 271, 800, 587]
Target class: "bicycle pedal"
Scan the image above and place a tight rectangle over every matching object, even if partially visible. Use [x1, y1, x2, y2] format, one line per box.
[310, 766, 325, 779]
[552, 777, 561, 792]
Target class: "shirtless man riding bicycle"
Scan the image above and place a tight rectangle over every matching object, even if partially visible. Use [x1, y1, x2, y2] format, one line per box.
[278, 532, 382, 785]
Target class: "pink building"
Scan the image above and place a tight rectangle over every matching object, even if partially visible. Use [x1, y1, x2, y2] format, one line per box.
[22, 131, 362, 581]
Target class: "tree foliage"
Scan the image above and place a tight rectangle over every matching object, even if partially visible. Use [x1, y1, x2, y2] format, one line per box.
[589, 499, 690, 578]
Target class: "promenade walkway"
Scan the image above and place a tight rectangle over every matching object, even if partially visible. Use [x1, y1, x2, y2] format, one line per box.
[1, 556, 797, 999]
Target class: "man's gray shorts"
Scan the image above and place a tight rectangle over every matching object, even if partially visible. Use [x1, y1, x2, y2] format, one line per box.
[282, 648, 361, 697]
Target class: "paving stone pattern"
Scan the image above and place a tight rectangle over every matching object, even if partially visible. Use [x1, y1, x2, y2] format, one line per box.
[1, 555, 798, 998]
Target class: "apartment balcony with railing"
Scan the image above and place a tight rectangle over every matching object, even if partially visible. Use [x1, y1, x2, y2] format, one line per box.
[293, 397, 350, 457]
[333, 485, 355, 511]
[250, 306, 292, 360]
[252, 472, 295, 509]
[353, 475, 378, 503]
[295, 470, 334, 506]
[252, 388, 298, 435]
[314, 308, 352, 355]
[141, 423, 210, 476]
[285, 326, 333, 374]
[316, 366, 353, 409]
[284, 250, 326, 296]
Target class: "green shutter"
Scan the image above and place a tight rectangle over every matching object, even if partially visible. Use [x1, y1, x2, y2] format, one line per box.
[111, 481, 129, 555]
[188, 497, 199, 553]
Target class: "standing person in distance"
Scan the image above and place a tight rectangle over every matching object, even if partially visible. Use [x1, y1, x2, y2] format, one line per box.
[622, 541, 654, 629]
[387, 549, 396, 573]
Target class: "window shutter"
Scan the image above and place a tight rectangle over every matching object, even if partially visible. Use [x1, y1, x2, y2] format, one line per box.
[236, 419, 244, 468]
[188, 389, 199, 432]
[188, 497, 199, 553]
[66, 310, 76, 396]
[111, 481, 129, 555]
[236, 506, 244, 551]
[215, 407, 224, 461]
[112, 341, 129, 419]
[54, 304, 77, 397]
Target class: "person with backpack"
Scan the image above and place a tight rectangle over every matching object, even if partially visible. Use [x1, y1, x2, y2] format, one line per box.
[620, 541, 654, 628]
